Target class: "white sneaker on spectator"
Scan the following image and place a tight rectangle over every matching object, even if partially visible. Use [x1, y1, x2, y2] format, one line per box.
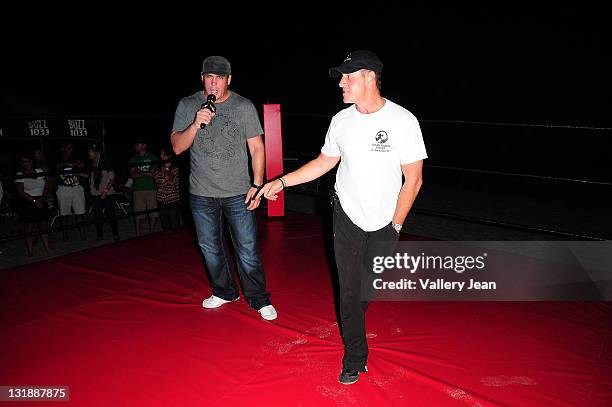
[258, 305, 278, 321]
[202, 295, 239, 309]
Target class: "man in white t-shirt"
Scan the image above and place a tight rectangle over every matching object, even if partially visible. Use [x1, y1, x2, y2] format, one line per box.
[257, 50, 427, 384]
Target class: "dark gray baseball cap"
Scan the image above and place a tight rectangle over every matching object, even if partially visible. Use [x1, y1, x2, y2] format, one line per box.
[201, 55, 231, 75]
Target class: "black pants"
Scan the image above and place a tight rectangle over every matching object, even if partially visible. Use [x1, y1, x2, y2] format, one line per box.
[332, 194, 398, 371]
[159, 202, 181, 230]
[91, 195, 118, 238]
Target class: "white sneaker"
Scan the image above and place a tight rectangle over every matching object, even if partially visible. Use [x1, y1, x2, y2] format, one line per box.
[202, 295, 239, 309]
[258, 305, 278, 321]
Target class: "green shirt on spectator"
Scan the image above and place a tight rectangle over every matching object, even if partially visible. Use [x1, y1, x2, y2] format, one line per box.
[129, 153, 159, 191]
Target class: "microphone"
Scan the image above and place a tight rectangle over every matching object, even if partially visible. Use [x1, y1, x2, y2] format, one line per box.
[200, 94, 217, 129]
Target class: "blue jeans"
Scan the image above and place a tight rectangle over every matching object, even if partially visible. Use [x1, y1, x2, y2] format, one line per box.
[190, 193, 271, 310]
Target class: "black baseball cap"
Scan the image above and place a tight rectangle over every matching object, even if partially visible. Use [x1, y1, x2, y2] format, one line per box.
[329, 50, 383, 77]
[201, 55, 231, 75]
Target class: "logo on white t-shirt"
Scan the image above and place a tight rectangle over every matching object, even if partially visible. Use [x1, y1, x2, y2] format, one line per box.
[371, 130, 390, 152]
[375, 131, 388, 144]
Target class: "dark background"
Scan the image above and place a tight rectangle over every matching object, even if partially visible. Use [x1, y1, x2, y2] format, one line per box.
[2, 6, 610, 124]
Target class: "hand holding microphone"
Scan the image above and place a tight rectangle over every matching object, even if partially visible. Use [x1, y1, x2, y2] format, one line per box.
[199, 94, 217, 129]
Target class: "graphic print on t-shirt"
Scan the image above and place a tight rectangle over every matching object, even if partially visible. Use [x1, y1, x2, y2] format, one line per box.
[197, 112, 241, 161]
[371, 130, 391, 153]
[136, 161, 153, 173]
[58, 162, 80, 186]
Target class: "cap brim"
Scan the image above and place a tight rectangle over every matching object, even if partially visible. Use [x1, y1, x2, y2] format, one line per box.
[329, 61, 371, 77]
[329, 65, 360, 77]
[202, 70, 231, 75]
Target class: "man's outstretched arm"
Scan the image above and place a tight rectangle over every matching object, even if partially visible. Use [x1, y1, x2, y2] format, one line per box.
[256, 153, 340, 200]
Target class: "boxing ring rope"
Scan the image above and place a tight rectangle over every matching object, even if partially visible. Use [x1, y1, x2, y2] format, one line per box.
[281, 114, 611, 241]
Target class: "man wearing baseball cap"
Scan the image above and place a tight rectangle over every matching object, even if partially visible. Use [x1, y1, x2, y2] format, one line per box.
[257, 49, 427, 383]
[171, 55, 277, 321]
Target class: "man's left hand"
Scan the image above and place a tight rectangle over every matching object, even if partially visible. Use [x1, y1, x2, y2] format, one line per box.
[245, 187, 261, 211]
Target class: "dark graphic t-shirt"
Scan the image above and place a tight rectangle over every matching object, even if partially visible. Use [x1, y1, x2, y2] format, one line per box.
[56, 161, 82, 187]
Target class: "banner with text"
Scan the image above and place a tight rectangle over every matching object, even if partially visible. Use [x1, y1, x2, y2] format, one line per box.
[0, 118, 103, 140]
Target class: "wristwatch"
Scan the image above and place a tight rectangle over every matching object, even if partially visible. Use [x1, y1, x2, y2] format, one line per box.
[251, 183, 261, 189]
[391, 222, 402, 234]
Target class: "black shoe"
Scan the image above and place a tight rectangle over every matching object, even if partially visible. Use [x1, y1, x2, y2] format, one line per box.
[339, 369, 359, 385]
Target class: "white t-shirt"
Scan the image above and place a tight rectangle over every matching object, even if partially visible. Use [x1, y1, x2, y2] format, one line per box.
[15, 169, 46, 196]
[321, 99, 427, 231]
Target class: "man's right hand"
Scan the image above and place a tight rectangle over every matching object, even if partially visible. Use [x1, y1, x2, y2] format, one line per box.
[255, 179, 284, 201]
[195, 107, 215, 129]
